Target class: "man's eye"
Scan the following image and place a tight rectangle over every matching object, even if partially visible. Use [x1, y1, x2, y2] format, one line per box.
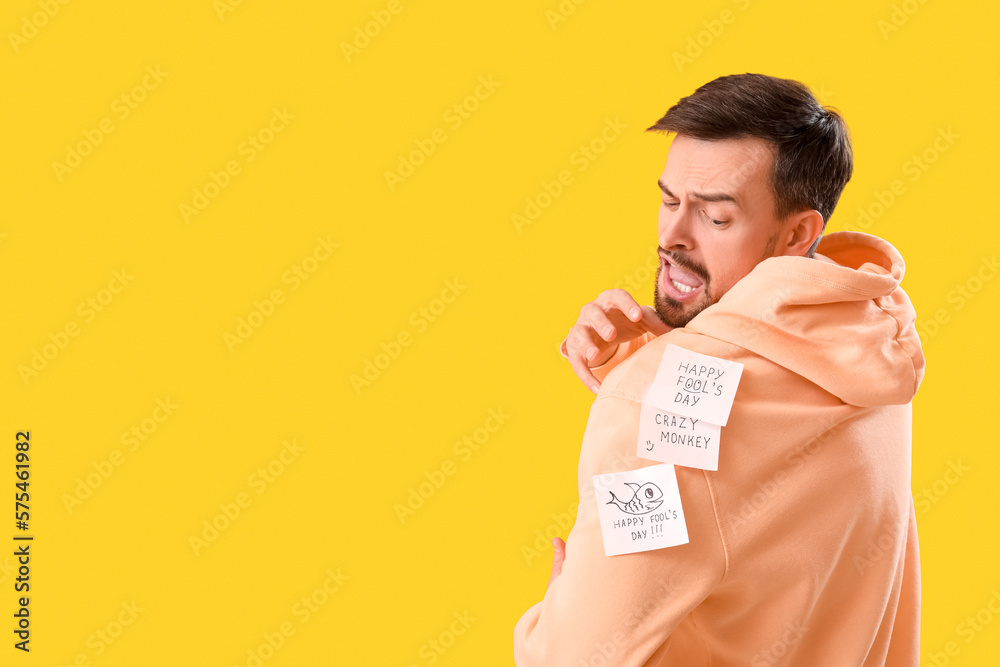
[701, 209, 727, 226]
[662, 200, 679, 209]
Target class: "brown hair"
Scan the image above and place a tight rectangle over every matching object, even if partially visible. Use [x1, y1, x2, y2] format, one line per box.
[646, 73, 853, 255]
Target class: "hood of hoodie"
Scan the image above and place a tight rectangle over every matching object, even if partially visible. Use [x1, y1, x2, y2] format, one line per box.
[684, 231, 925, 408]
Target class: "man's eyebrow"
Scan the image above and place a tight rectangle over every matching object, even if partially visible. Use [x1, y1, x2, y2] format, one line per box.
[658, 179, 741, 207]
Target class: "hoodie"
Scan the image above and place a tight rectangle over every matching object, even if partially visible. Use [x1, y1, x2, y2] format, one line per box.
[513, 231, 925, 666]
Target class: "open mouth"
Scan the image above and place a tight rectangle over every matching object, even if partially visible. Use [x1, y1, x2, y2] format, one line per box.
[659, 254, 705, 303]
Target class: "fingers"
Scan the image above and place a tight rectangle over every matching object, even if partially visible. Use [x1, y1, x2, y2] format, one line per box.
[579, 290, 643, 344]
[597, 289, 643, 323]
[561, 290, 647, 394]
[564, 321, 601, 362]
[547, 537, 566, 589]
[567, 342, 602, 394]
[553, 536, 566, 560]
[580, 302, 618, 344]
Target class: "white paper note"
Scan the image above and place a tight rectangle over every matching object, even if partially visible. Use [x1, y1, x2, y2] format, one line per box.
[637, 384, 722, 471]
[593, 463, 688, 556]
[645, 344, 745, 426]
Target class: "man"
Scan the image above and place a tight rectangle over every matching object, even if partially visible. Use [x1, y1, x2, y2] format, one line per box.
[513, 74, 924, 666]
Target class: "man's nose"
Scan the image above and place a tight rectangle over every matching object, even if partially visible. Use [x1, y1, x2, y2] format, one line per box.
[658, 204, 694, 251]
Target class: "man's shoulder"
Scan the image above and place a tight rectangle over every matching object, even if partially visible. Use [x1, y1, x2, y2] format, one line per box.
[596, 335, 664, 402]
[598, 329, 761, 402]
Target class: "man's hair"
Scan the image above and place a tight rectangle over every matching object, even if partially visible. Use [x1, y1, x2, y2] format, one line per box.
[646, 73, 853, 256]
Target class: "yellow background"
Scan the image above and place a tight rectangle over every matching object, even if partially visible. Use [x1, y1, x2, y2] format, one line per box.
[3, 0, 997, 664]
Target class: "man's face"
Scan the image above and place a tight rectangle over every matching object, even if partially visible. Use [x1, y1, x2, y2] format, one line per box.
[654, 134, 783, 328]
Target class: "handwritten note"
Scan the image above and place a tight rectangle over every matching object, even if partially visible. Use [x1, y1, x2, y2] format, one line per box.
[645, 344, 744, 426]
[637, 384, 722, 471]
[593, 463, 688, 556]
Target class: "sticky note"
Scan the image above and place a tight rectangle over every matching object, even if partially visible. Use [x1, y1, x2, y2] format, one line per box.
[637, 384, 722, 471]
[593, 463, 688, 556]
[645, 344, 745, 426]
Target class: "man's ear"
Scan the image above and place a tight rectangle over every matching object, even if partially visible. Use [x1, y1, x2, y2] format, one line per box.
[778, 209, 825, 257]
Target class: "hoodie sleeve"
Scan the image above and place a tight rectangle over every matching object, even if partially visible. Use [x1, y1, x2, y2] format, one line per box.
[590, 333, 658, 383]
[513, 391, 728, 666]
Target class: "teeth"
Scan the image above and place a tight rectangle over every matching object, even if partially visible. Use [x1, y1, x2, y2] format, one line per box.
[671, 279, 695, 294]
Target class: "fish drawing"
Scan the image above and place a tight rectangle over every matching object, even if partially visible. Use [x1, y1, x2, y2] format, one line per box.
[607, 482, 663, 515]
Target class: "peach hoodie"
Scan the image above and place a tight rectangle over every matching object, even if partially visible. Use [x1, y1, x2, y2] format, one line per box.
[513, 231, 925, 666]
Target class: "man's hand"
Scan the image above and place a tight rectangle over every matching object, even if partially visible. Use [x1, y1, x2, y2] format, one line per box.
[547, 537, 565, 589]
[560, 289, 671, 394]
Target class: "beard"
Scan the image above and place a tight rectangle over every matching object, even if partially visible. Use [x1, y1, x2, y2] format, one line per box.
[652, 230, 780, 328]
[652, 250, 713, 328]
